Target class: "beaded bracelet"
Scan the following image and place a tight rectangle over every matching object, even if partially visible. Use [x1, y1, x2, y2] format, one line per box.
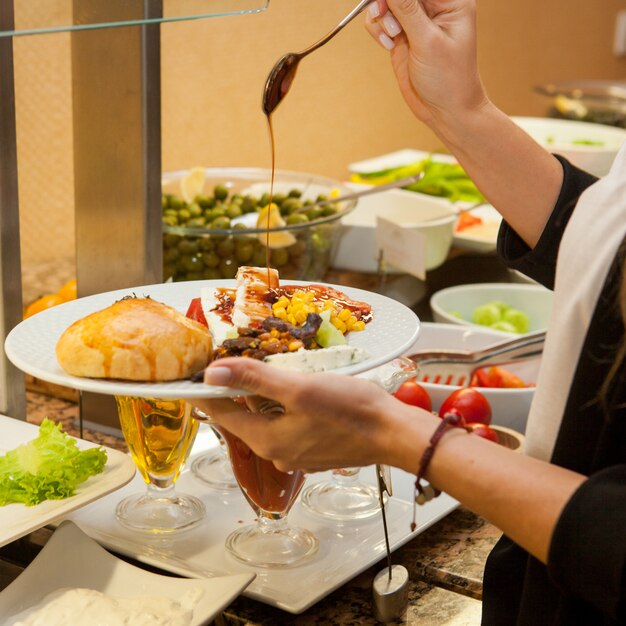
[411, 411, 469, 531]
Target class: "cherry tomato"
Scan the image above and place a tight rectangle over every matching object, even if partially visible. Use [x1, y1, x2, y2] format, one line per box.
[186, 297, 208, 327]
[393, 379, 433, 412]
[466, 422, 498, 443]
[439, 387, 492, 425]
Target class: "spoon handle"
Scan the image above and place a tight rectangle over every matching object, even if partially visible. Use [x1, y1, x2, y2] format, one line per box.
[301, 0, 374, 58]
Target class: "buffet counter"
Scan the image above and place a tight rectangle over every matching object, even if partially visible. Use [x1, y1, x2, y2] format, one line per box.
[0, 391, 501, 625]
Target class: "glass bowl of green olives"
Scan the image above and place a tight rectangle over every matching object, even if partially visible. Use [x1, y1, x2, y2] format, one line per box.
[162, 167, 358, 282]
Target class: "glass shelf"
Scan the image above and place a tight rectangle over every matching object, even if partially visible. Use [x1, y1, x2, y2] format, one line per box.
[2, 0, 269, 38]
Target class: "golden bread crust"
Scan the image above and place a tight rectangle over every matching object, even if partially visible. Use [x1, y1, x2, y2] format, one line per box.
[56, 297, 212, 381]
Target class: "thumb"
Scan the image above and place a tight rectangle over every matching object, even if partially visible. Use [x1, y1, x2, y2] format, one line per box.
[202, 357, 297, 404]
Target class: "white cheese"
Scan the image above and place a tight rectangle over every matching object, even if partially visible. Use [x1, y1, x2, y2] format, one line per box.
[9, 587, 202, 626]
[264, 345, 368, 372]
[200, 287, 235, 347]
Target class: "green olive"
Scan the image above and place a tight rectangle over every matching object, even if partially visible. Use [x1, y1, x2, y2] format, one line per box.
[180, 254, 204, 273]
[226, 204, 242, 219]
[288, 189, 302, 198]
[259, 192, 270, 208]
[252, 246, 268, 267]
[178, 238, 200, 255]
[272, 193, 287, 206]
[188, 203, 203, 218]
[162, 195, 169, 209]
[320, 205, 338, 217]
[168, 195, 185, 209]
[217, 238, 235, 256]
[164, 247, 180, 263]
[305, 208, 323, 222]
[280, 198, 303, 215]
[214, 184, 229, 201]
[162, 215, 178, 227]
[177, 208, 191, 223]
[201, 251, 220, 268]
[185, 271, 203, 281]
[211, 216, 232, 230]
[198, 237, 215, 251]
[196, 194, 215, 209]
[241, 196, 258, 213]
[235, 240, 255, 263]
[163, 234, 181, 248]
[285, 213, 309, 225]
[219, 258, 238, 279]
[186, 217, 206, 229]
[202, 268, 222, 280]
[271, 248, 289, 266]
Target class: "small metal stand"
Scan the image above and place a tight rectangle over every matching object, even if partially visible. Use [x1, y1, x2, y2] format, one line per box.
[372, 465, 409, 623]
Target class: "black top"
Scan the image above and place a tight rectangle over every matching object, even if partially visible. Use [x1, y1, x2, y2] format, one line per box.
[482, 156, 626, 625]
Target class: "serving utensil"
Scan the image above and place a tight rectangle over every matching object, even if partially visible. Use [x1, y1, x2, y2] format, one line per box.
[409, 329, 545, 386]
[262, 0, 374, 115]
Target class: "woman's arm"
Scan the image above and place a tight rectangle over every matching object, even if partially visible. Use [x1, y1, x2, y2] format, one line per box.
[365, 0, 564, 248]
[193, 358, 585, 564]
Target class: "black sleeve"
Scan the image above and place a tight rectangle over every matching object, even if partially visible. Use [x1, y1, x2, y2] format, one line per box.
[548, 465, 626, 621]
[497, 156, 598, 289]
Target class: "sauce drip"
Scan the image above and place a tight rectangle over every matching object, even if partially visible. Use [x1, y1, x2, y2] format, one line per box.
[265, 114, 276, 288]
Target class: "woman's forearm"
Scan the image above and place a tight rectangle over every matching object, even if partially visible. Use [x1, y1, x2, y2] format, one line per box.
[389, 403, 586, 564]
[430, 102, 564, 248]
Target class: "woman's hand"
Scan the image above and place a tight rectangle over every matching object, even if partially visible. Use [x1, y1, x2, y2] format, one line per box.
[192, 358, 436, 473]
[365, 0, 488, 126]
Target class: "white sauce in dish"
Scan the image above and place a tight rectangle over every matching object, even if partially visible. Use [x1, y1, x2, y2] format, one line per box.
[9, 587, 202, 626]
[264, 345, 368, 372]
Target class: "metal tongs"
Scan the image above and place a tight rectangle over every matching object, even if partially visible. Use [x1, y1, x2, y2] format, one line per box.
[408, 329, 546, 386]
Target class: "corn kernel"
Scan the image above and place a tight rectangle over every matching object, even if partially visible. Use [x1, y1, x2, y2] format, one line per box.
[294, 309, 308, 324]
[270, 328, 280, 338]
[288, 340, 303, 351]
[274, 308, 287, 320]
[352, 320, 366, 331]
[338, 308, 351, 322]
[332, 318, 347, 333]
[288, 314, 297, 325]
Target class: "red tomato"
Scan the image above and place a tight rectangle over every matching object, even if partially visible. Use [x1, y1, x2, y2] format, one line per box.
[186, 297, 207, 327]
[393, 379, 433, 412]
[466, 422, 498, 443]
[439, 387, 492, 425]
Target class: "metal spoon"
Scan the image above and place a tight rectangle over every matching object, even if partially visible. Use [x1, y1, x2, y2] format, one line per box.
[262, 0, 374, 116]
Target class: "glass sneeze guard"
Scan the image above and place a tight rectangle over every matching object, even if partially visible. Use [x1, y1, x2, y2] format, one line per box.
[2, 0, 269, 38]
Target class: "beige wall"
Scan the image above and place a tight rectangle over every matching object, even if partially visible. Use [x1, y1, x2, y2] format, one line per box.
[13, 0, 626, 272]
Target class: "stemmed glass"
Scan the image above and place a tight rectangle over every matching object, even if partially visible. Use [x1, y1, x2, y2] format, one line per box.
[192, 407, 318, 568]
[191, 425, 238, 491]
[114, 396, 205, 533]
[301, 357, 419, 521]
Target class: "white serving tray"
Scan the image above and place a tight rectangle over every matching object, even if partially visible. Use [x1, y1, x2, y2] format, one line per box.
[64, 426, 458, 614]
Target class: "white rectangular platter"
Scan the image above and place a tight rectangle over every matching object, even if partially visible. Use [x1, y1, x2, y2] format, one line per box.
[64, 425, 458, 614]
[0, 414, 135, 549]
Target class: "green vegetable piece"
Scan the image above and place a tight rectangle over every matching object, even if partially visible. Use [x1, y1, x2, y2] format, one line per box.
[503, 308, 530, 333]
[490, 320, 518, 333]
[472, 303, 502, 327]
[0, 418, 107, 506]
[316, 310, 347, 348]
[214, 184, 229, 201]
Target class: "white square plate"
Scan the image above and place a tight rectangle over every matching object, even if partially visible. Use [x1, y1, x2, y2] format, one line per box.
[64, 427, 459, 614]
[0, 414, 135, 549]
[0, 520, 254, 625]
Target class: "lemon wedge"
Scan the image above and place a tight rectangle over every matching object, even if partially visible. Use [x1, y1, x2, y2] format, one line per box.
[180, 166, 206, 204]
[256, 203, 297, 249]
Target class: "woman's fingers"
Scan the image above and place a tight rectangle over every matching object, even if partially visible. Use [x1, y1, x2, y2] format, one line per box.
[365, 0, 403, 49]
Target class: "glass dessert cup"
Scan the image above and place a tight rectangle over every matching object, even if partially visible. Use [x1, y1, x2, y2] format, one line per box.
[210, 421, 318, 568]
[114, 396, 205, 534]
[301, 466, 382, 521]
[190, 424, 238, 491]
[302, 357, 419, 521]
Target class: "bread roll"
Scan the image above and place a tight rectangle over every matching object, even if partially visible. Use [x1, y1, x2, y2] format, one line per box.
[56, 297, 212, 381]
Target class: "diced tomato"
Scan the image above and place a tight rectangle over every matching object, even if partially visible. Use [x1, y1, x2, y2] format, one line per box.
[470, 366, 529, 389]
[455, 212, 483, 232]
[186, 297, 207, 327]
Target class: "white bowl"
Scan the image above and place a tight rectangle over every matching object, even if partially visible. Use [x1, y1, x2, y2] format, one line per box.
[0, 520, 254, 626]
[332, 187, 457, 273]
[430, 282, 553, 336]
[407, 322, 538, 432]
[512, 116, 626, 177]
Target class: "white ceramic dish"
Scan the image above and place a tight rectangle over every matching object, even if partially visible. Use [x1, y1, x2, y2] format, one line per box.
[452, 204, 502, 253]
[333, 186, 457, 273]
[512, 116, 626, 177]
[430, 282, 553, 336]
[64, 427, 459, 614]
[406, 323, 538, 433]
[0, 520, 254, 626]
[4, 280, 419, 400]
[0, 414, 135, 549]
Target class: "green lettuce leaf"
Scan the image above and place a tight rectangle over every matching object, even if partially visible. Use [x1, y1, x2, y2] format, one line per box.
[0, 418, 107, 506]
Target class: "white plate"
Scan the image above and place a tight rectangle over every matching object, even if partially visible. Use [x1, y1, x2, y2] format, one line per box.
[0, 520, 254, 626]
[0, 414, 135, 549]
[4, 280, 420, 400]
[63, 427, 459, 614]
[453, 204, 502, 253]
